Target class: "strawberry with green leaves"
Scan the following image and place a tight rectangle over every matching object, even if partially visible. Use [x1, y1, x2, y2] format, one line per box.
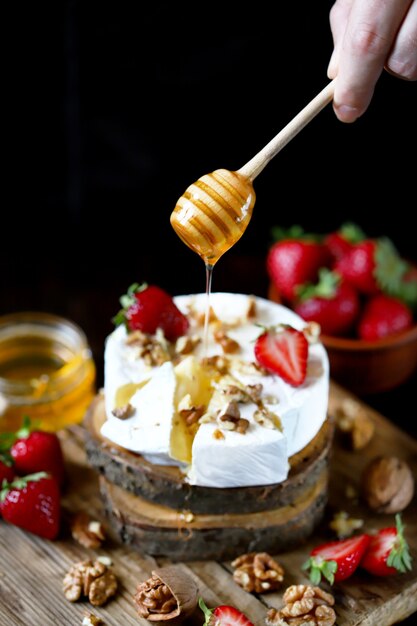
[0, 472, 61, 539]
[254, 325, 308, 386]
[199, 597, 254, 626]
[334, 238, 411, 298]
[358, 295, 413, 341]
[295, 269, 360, 336]
[361, 515, 412, 577]
[0, 416, 65, 485]
[267, 227, 330, 302]
[302, 534, 371, 584]
[0, 453, 15, 485]
[325, 222, 366, 261]
[113, 283, 189, 342]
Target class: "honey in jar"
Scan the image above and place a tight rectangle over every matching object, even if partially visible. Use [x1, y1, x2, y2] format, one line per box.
[0, 312, 96, 432]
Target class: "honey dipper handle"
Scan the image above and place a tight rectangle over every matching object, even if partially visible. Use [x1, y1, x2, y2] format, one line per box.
[237, 80, 335, 181]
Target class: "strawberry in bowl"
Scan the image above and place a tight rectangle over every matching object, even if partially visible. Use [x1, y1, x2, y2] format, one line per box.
[267, 224, 417, 394]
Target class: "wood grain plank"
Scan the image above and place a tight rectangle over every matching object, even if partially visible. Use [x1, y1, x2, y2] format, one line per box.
[0, 383, 416, 626]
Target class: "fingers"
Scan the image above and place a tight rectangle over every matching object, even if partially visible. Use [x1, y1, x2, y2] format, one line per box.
[329, 0, 414, 122]
[386, 0, 417, 80]
[328, 0, 354, 79]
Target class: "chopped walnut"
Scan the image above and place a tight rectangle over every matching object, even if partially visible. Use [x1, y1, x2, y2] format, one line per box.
[135, 574, 177, 618]
[201, 355, 229, 375]
[329, 511, 364, 539]
[254, 408, 282, 430]
[213, 329, 240, 354]
[71, 512, 106, 549]
[63, 560, 117, 607]
[111, 403, 135, 420]
[334, 398, 375, 450]
[222, 384, 249, 403]
[213, 428, 225, 440]
[216, 401, 249, 433]
[266, 585, 336, 626]
[246, 383, 263, 402]
[175, 335, 201, 355]
[193, 306, 218, 327]
[179, 403, 206, 427]
[232, 552, 284, 594]
[82, 615, 104, 626]
[246, 297, 257, 319]
[125, 330, 148, 346]
[232, 359, 269, 376]
[303, 322, 321, 344]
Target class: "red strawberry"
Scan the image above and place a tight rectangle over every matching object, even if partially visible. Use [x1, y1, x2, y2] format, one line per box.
[358, 295, 413, 341]
[254, 325, 308, 386]
[0, 455, 15, 485]
[302, 534, 371, 585]
[361, 515, 412, 577]
[6, 417, 65, 485]
[325, 222, 366, 261]
[267, 239, 330, 302]
[335, 238, 408, 296]
[0, 472, 61, 539]
[199, 597, 254, 626]
[295, 269, 360, 336]
[113, 283, 189, 341]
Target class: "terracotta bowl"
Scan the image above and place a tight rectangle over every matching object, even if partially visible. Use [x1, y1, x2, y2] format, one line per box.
[268, 283, 417, 395]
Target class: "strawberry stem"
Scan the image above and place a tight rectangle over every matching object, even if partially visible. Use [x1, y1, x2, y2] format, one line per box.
[386, 514, 413, 573]
[302, 556, 338, 585]
[339, 222, 366, 243]
[0, 471, 49, 502]
[16, 415, 33, 440]
[112, 282, 148, 328]
[199, 598, 214, 626]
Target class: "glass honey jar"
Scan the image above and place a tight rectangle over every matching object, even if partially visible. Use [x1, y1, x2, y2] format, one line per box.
[0, 312, 96, 432]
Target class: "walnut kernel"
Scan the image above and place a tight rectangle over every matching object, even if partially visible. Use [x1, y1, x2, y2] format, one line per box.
[266, 585, 336, 626]
[111, 403, 135, 420]
[362, 456, 415, 513]
[334, 398, 374, 450]
[63, 560, 117, 607]
[232, 552, 284, 594]
[71, 512, 106, 549]
[329, 511, 364, 539]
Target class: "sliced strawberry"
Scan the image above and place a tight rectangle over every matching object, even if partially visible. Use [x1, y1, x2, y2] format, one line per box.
[113, 283, 189, 341]
[295, 269, 360, 336]
[302, 534, 371, 584]
[325, 222, 366, 261]
[254, 326, 308, 386]
[199, 598, 254, 626]
[361, 515, 412, 577]
[267, 233, 330, 302]
[0, 472, 61, 540]
[358, 295, 413, 341]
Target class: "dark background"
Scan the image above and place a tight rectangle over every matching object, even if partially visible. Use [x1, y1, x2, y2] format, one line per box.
[4, 3, 417, 393]
[2, 3, 417, 621]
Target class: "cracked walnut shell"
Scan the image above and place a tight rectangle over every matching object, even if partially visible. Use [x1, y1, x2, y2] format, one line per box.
[134, 566, 198, 624]
[266, 585, 336, 626]
[63, 560, 117, 607]
[232, 552, 284, 593]
[362, 456, 415, 513]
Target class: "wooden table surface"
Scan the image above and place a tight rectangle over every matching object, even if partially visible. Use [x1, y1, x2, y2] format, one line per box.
[0, 381, 416, 626]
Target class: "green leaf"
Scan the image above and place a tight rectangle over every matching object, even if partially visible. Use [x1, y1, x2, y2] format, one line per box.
[16, 415, 32, 440]
[198, 597, 214, 626]
[0, 451, 13, 466]
[302, 556, 337, 586]
[0, 471, 49, 502]
[0, 433, 16, 453]
[374, 238, 408, 296]
[386, 514, 413, 574]
[339, 222, 366, 243]
[297, 269, 340, 302]
[271, 225, 321, 243]
[112, 282, 148, 328]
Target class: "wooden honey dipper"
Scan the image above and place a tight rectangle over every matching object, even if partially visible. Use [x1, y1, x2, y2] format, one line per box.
[170, 80, 335, 266]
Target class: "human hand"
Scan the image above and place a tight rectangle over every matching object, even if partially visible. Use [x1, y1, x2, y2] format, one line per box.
[328, 0, 417, 122]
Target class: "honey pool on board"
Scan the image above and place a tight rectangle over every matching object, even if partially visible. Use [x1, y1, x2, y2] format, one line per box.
[0, 313, 96, 432]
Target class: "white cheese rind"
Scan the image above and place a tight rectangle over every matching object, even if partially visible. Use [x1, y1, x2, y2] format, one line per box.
[102, 293, 329, 486]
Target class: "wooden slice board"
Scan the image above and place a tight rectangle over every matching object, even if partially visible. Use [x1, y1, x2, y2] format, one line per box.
[0, 381, 416, 626]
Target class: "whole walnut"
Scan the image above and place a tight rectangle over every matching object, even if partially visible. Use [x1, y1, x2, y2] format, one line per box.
[362, 456, 414, 513]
